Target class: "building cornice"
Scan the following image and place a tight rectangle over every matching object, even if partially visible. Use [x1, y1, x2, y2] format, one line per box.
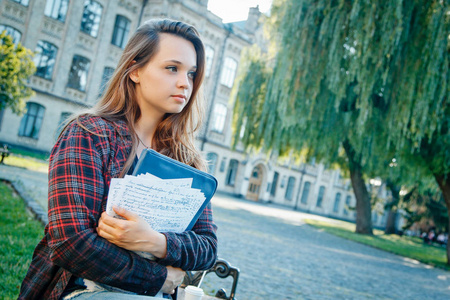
[32, 88, 91, 108]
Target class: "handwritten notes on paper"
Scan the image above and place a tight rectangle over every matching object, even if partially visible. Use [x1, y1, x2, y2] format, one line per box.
[106, 173, 205, 233]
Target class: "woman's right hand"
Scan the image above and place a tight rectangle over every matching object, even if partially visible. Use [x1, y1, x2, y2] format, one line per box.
[96, 206, 167, 258]
[161, 266, 185, 294]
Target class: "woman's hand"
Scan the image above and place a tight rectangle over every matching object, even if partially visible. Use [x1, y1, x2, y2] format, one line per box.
[96, 206, 167, 258]
[161, 266, 185, 294]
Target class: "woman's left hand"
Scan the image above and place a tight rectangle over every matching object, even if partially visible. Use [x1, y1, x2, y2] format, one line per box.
[96, 206, 167, 258]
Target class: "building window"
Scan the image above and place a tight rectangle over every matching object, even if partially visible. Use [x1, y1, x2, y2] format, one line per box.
[333, 192, 341, 213]
[226, 159, 239, 186]
[18, 102, 45, 139]
[34, 41, 58, 80]
[280, 176, 286, 188]
[0, 109, 4, 131]
[111, 15, 130, 48]
[67, 55, 90, 91]
[285, 176, 295, 201]
[316, 186, 325, 207]
[0, 25, 22, 44]
[80, 0, 103, 37]
[12, 0, 29, 6]
[343, 195, 351, 215]
[300, 181, 311, 204]
[220, 57, 237, 88]
[206, 152, 218, 175]
[211, 103, 227, 133]
[56, 112, 72, 136]
[45, 0, 69, 22]
[270, 172, 279, 196]
[98, 67, 114, 96]
[205, 45, 214, 77]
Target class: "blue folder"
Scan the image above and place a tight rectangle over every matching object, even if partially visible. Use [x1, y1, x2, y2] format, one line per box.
[132, 149, 218, 231]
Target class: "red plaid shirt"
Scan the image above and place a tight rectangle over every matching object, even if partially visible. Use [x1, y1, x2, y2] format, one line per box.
[18, 115, 217, 299]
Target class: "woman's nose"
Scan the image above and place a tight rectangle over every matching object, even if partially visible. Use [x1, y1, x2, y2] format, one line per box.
[177, 73, 190, 89]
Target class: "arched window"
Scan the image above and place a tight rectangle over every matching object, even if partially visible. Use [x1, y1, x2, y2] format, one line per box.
[56, 111, 72, 136]
[80, 0, 103, 37]
[34, 40, 58, 80]
[285, 176, 296, 201]
[343, 195, 351, 215]
[220, 57, 237, 88]
[99, 67, 114, 96]
[111, 15, 130, 48]
[45, 0, 69, 22]
[18, 102, 45, 139]
[206, 152, 218, 175]
[67, 55, 90, 91]
[300, 181, 311, 204]
[316, 186, 325, 207]
[0, 25, 22, 44]
[205, 45, 215, 77]
[333, 193, 341, 213]
[226, 159, 239, 186]
[270, 172, 279, 196]
[211, 103, 227, 133]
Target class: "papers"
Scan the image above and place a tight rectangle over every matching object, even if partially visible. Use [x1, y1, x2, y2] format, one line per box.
[106, 173, 206, 233]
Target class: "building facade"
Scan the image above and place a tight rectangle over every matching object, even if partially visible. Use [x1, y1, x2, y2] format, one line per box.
[0, 0, 392, 228]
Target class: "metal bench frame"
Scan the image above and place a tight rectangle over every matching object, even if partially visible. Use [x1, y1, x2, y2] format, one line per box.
[182, 258, 240, 300]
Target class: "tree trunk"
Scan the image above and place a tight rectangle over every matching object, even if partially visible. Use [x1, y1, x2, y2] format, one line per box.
[343, 140, 373, 235]
[385, 180, 400, 234]
[385, 210, 398, 234]
[433, 173, 450, 265]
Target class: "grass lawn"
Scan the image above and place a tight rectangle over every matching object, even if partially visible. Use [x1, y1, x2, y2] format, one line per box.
[0, 181, 44, 299]
[304, 218, 449, 270]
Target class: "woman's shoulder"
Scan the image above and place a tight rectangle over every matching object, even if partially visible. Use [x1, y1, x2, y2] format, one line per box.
[68, 114, 129, 136]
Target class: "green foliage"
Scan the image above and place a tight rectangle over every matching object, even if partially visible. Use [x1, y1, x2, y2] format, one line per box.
[0, 30, 36, 114]
[233, 0, 448, 167]
[232, 0, 449, 237]
[0, 181, 43, 298]
[402, 186, 449, 232]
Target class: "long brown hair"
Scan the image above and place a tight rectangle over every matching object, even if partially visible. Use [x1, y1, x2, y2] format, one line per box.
[73, 19, 207, 175]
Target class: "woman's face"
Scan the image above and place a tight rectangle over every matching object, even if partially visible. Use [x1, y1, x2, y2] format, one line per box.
[131, 33, 197, 120]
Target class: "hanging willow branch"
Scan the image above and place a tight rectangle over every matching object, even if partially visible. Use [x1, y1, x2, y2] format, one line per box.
[232, 0, 449, 171]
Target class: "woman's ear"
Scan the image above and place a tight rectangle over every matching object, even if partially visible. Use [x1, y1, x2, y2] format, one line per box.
[129, 61, 140, 83]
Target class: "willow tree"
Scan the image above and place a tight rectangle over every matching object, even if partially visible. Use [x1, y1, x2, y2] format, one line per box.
[232, 0, 449, 238]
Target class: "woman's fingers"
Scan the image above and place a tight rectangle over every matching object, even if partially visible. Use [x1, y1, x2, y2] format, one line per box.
[113, 206, 140, 221]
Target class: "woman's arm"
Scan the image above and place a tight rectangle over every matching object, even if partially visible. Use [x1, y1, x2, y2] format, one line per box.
[97, 202, 218, 272]
[158, 202, 218, 271]
[46, 119, 167, 296]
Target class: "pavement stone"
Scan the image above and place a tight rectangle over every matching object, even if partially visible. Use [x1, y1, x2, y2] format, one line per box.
[1, 164, 449, 299]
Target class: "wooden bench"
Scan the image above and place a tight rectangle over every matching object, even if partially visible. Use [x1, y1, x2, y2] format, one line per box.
[182, 259, 240, 300]
[0, 145, 9, 164]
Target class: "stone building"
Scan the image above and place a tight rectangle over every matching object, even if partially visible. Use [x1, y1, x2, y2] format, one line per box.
[0, 0, 392, 228]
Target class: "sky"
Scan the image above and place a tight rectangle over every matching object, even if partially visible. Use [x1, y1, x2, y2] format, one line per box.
[207, 0, 273, 23]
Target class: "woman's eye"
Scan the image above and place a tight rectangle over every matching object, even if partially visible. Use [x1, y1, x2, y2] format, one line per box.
[188, 71, 196, 79]
[166, 66, 177, 72]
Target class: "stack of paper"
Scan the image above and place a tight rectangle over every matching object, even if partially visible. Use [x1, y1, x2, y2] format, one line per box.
[106, 173, 206, 233]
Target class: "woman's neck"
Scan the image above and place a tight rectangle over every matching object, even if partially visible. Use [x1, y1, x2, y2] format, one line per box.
[135, 112, 163, 150]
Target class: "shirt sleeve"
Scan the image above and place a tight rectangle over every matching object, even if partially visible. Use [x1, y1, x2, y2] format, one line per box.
[158, 201, 218, 270]
[46, 121, 166, 296]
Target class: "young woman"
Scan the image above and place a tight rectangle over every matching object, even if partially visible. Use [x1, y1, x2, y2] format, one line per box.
[19, 19, 217, 299]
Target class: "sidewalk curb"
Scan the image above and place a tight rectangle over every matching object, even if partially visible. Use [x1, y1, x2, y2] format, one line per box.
[1, 176, 48, 226]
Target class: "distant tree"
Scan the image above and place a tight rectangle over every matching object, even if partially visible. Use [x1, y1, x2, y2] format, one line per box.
[232, 0, 448, 241]
[0, 31, 35, 114]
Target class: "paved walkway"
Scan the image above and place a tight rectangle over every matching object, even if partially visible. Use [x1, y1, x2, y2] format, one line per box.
[1, 163, 450, 299]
